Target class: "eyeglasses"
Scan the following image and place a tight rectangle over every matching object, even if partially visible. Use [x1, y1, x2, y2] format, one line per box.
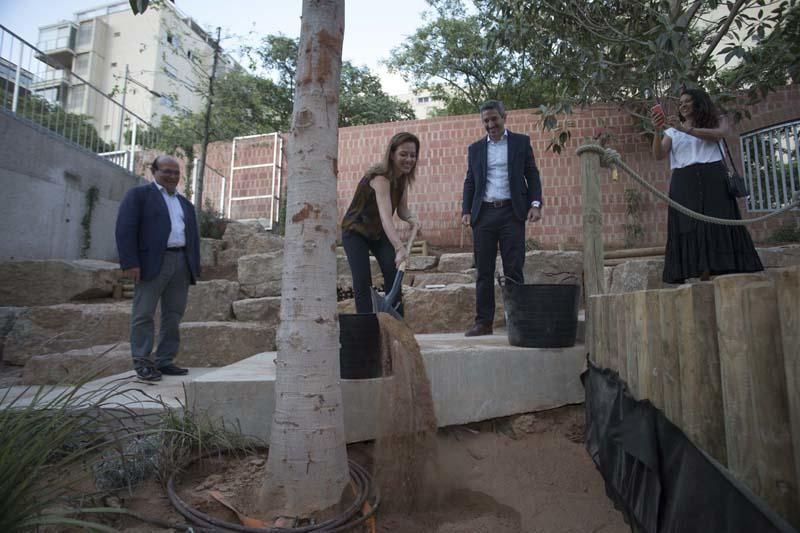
[156, 169, 180, 176]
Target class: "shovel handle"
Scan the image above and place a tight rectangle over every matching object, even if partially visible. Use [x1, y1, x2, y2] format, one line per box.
[397, 224, 420, 273]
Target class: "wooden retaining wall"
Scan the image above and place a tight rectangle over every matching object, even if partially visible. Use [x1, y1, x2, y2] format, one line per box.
[588, 268, 800, 527]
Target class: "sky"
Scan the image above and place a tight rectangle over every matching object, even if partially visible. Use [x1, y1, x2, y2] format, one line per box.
[0, 0, 432, 94]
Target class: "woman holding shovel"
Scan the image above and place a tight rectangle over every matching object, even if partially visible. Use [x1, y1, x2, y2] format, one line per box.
[341, 132, 421, 315]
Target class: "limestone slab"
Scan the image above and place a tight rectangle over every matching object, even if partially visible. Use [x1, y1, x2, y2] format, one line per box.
[184, 280, 239, 322]
[0, 259, 121, 307]
[186, 334, 587, 443]
[178, 321, 276, 367]
[22, 342, 132, 385]
[4, 302, 131, 366]
[437, 253, 473, 272]
[238, 252, 283, 297]
[232, 297, 281, 326]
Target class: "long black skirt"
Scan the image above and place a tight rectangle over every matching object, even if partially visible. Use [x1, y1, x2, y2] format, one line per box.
[663, 161, 763, 284]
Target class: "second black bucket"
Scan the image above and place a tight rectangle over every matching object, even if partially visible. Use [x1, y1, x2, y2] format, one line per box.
[339, 313, 382, 379]
[502, 283, 580, 348]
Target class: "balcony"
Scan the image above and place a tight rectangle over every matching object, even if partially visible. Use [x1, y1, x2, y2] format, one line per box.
[36, 24, 77, 67]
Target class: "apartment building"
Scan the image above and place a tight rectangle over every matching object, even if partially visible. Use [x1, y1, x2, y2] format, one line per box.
[35, 0, 234, 148]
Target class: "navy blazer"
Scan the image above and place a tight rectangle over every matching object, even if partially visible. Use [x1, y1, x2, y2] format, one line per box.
[461, 130, 542, 226]
[115, 182, 201, 283]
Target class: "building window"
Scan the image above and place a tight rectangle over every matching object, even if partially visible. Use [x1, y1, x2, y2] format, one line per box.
[187, 50, 193, 60]
[417, 96, 430, 104]
[160, 95, 176, 109]
[77, 21, 93, 48]
[163, 62, 178, 80]
[73, 53, 90, 76]
[111, 62, 117, 67]
[68, 84, 86, 112]
[167, 33, 174, 45]
[114, 32, 121, 37]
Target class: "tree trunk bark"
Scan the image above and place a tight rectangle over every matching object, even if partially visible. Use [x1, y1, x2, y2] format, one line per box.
[261, 0, 348, 518]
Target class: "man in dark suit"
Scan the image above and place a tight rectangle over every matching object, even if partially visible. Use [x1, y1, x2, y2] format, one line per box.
[461, 100, 543, 337]
[115, 155, 201, 380]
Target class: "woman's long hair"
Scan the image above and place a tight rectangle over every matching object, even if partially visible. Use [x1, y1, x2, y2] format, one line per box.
[680, 88, 720, 129]
[365, 132, 420, 189]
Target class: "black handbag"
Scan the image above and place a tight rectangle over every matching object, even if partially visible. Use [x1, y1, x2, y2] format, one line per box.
[718, 140, 749, 198]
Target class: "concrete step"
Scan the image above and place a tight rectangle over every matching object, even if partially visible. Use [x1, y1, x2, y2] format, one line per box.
[186, 331, 587, 443]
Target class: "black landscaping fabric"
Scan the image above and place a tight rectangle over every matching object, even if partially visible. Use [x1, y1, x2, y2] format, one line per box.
[582, 359, 797, 533]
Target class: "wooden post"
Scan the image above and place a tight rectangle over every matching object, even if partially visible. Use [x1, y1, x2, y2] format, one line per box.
[714, 274, 798, 526]
[623, 292, 640, 398]
[631, 290, 663, 407]
[581, 147, 605, 298]
[674, 282, 726, 465]
[588, 294, 606, 367]
[774, 267, 800, 512]
[658, 287, 682, 426]
[612, 293, 628, 380]
[580, 146, 605, 355]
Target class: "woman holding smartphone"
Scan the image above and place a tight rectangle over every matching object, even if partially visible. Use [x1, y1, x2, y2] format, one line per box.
[651, 87, 762, 284]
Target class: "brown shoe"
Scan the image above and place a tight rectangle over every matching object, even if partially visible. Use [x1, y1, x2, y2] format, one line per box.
[465, 322, 493, 337]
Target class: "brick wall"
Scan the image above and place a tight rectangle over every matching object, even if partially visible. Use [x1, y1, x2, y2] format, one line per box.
[195, 85, 800, 248]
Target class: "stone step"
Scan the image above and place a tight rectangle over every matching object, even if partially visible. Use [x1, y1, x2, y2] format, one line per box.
[186, 332, 587, 443]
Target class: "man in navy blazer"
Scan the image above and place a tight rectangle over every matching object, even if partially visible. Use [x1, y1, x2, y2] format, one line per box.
[461, 100, 542, 336]
[116, 155, 201, 380]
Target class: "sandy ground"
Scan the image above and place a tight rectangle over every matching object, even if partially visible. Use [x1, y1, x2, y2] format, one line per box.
[110, 405, 628, 533]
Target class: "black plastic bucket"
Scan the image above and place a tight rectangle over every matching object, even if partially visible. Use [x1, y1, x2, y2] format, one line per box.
[339, 313, 382, 379]
[501, 282, 580, 348]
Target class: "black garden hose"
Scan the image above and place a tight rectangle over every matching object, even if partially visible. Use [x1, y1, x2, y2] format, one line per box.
[166, 454, 379, 533]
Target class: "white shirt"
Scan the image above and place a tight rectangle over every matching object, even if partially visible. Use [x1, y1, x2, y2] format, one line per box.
[665, 128, 723, 170]
[483, 130, 511, 202]
[155, 182, 186, 248]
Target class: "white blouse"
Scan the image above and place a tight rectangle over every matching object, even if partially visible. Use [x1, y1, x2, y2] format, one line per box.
[665, 127, 723, 170]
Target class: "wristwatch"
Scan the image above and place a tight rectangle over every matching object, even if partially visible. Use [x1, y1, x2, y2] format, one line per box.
[531, 201, 541, 208]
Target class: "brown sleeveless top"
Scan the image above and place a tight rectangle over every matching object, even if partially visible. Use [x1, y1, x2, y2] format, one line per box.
[341, 174, 404, 240]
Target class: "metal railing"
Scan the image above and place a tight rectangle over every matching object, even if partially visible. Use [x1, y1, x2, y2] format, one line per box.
[740, 119, 800, 212]
[0, 24, 159, 171]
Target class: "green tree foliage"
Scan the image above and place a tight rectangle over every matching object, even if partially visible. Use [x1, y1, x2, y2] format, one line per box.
[388, 0, 798, 151]
[148, 34, 414, 159]
[386, 0, 559, 115]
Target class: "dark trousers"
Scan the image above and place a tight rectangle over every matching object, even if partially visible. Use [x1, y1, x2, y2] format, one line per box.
[342, 230, 401, 314]
[472, 204, 525, 324]
[130, 249, 191, 370]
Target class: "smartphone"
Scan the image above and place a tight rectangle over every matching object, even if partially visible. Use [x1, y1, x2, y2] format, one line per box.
[646, 89, 664, 120]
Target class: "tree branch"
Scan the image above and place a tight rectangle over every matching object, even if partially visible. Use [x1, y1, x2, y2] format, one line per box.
[694, 0, 748, 74]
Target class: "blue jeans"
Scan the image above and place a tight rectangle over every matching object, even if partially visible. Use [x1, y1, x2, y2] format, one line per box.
[130, 250, 190, 370]
[342, 230, 401, 314]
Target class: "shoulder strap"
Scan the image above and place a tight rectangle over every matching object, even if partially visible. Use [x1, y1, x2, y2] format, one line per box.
[718, 139, 741, 175]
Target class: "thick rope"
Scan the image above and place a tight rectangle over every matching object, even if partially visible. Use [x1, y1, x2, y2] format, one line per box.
[576, 144, 800, 226]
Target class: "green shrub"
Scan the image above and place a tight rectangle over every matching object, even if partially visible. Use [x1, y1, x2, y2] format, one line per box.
[199, 200, 229, 239]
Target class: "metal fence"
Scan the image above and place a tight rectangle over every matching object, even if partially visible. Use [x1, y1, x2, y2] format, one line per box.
[740, 119, 800, 212]
[0, 24, 159, 170]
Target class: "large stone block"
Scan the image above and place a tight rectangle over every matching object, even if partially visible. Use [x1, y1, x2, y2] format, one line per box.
[608, 259, 665, 294]
[758, 245, 800, 268]
[404, 284, 504, 334]
[22, 342, 132, 385]
[232, 297, 281, 327]
[521, 250, 583, 285]
[178, 321, 275, 367]
[222, 222, 284, 256]
[184, 280, 240, 322]
[238, 252, 283, 297]
[0, 260, 122, 307]
[412, 272, 474, 287]
[408, 255, 438, 271]
[4, 302, 131, 366]
[438, 253, 474, 272]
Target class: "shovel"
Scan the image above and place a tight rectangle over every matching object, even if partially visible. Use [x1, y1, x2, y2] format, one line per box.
[371, 224, 419, 319]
